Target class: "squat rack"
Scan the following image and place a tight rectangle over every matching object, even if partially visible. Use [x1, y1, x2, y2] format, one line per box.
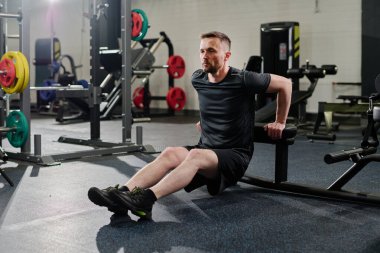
[4, 0, 153, 166]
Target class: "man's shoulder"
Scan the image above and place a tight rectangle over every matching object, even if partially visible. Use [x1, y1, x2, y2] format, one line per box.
[192, 69, 205, 80]
[229, 67, 244, 78]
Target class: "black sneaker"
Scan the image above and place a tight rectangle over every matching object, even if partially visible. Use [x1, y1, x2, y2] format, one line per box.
[110, 187, 156, 219]
[88, 184, 129, 214]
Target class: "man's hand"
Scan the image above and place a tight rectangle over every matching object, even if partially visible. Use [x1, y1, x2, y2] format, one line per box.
[264, 122, 286, 140]
[195, 121, 202, 132]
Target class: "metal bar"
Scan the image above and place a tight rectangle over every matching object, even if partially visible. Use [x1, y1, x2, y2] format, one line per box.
[58, 136, 136, 148]
[100, 73, 113, 89]
[0, 13, 21, 19]
[89, 0, 101, 140]
[149, 35, 165, 54]
[30, 86, 86, 91]
[20, 1, 31, 153]
[151, 65, 169, 69]
[0, 126, 14, 132]
[121, 0, 132, 143]
[133, 70, 153, 76]
[6, 34, 19, 39]
[6, 145, 144, 165]
[34, 134, 41, 156]
[240, 175, 380, 206]
[136, 126, 143, 145]
[328, 154, 380, 190]
[332, 82, 361, 86]
[0, 168, 14, 186]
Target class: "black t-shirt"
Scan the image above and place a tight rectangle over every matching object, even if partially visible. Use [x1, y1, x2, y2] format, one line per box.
[192, 67, 271, 150]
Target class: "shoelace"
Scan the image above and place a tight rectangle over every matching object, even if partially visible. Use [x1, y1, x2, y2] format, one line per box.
[104, 184, 119, 192]
[130, 187, 145, 199]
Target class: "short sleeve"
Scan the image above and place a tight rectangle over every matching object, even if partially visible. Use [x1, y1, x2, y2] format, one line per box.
[243, 71, 271, 93]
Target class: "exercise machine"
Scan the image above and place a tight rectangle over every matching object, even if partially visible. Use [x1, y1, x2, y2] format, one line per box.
[307, 84, 380, 142]
[255, 62, 338, 124]
[240, 74, 380, 206]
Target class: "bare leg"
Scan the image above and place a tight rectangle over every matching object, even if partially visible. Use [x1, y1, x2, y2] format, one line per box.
[125, 147, 189, 190]
[151, 149, 219, 199]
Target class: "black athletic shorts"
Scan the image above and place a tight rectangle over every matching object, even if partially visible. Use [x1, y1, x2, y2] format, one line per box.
[183, 145, 252, 195]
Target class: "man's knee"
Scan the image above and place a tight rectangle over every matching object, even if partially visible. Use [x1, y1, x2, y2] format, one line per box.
[186, 149, 218, 168]
[158, 147, 187, 166]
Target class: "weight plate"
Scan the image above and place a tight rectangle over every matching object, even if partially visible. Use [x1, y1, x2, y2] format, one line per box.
[39, 80, 57, 102]
[77, 79, 89, 88]
[131, 9, 149, 41]
[167, 55, 186, 79]
[17, 51, 30, 93]
[166, 87, 186, 111]
[0, 58, 16, 87]
[133, 87, 151, 109]
[1, 51, 25, 94]
[6, 110, 29, 148]
[131, 11, 143, 38]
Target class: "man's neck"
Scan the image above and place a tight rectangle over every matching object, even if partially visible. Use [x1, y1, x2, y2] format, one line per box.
[208, 66, 230, 83]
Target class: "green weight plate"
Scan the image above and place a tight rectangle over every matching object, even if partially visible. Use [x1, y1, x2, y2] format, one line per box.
[6, 110, 29, 148]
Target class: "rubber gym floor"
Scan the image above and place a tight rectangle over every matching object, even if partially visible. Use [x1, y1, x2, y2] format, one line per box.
[0, 114, 379, 253]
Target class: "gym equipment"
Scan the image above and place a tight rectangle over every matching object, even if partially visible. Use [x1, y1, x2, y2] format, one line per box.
[166, 87, 186, 111]
[38, 79, 58, 102]
[259, 22, 300, 111]
[307, 95, 379, 142]
[97, 31, 186, 118]
[255, 62, 337, 124]
[166, 55, 186, 79]
[241, 74, 380, 206]
[133, 87, 150, 109]
[0, 58, 16, 87]
[0, 111, 29, 148]
[0, 1, 156, 166]
[0, 51, 29, 94]
[137, 32, 186, 116]
[131, 9, 149, 41]
[131, 11, 142, 38]
[0, 166, 13, 186]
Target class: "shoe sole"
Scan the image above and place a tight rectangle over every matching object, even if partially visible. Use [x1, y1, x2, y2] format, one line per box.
[110, 190, 152, 219]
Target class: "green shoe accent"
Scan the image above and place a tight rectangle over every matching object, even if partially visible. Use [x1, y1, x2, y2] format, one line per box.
[132, 210, 152, 219]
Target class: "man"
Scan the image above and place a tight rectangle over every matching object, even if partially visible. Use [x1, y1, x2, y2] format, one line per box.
[88, 31, 292, 219]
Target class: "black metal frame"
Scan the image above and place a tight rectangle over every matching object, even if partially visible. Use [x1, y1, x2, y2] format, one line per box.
[240, 123, 380, 206]
[138, 31, 176, 117]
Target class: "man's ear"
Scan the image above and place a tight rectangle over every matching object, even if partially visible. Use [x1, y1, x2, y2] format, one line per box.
[225, 51, 231, 61]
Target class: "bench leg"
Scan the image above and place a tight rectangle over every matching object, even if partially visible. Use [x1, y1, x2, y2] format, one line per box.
[275, 142, 288, 183]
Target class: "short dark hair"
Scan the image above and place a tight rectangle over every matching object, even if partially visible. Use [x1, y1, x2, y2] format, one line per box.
[200, 31, 231, 50]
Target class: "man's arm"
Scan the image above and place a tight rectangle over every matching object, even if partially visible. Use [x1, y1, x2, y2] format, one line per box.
[264, 74, 292, 139]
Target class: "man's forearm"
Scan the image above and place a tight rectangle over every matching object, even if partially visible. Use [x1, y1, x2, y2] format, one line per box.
[275, 80, 292, 124]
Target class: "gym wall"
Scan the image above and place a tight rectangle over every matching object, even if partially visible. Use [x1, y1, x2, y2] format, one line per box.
[7, 0, 361, 113]
[131, 0, 361, 113]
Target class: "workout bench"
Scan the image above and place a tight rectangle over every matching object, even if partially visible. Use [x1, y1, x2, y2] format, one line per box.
[240, 123, 380, 206]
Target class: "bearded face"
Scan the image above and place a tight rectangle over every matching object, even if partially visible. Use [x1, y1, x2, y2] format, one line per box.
[200, 38, 230, 74]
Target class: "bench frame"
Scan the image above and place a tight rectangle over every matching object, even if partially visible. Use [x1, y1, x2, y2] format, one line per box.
[240, 123, 380, 206]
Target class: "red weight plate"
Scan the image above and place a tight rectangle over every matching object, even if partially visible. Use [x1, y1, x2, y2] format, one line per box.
[167, 55, 186, 79]
[133, 87, 144, 109]
[0, 58, 16, 87]
[131, 12, 143, 38]
[166, 87, 186, 111]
